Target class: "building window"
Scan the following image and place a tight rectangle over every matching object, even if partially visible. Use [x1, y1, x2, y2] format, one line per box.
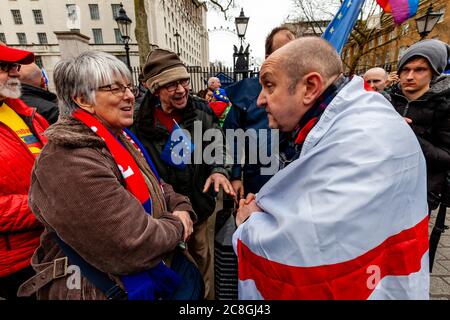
[114, 28, 123, 44]
[33, 9, 44, 24]
[398, 46, 408, 60]
[375, 55, 381, 66]
[34, 56, 43, 68]
[89, 4, 100, 20]
[37, 32, 48, 44]
[401, 23, 409, 35]
[0, 33, 6, 44]
[111, 4, 121, 19]
[92, 29, 103, 44]
[377, 34, 383, 46]
[11, 10, 23, 24]
[66, 4, 79, 27]
[17, 33, 27, 44]
[389, 29, 397, 40]
[437, 8, 446, 23]
[385, 50, 391, 63]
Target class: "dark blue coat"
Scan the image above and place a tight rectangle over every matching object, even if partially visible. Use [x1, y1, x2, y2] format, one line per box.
[223, 77, 275, 194]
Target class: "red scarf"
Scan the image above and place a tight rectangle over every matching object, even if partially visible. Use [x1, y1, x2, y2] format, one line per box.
[72, 109, 152, 212]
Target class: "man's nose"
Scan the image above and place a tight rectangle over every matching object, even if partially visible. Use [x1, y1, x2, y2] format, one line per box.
[8, 68, 20, 77]
[406, 70, 414, 80]
[256, 92, 266, 108]
[175, 84, 188, 94]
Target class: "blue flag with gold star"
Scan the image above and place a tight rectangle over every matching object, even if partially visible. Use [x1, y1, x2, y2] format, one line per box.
[322, 0, 366, 55]
[160, 121, 194, 170]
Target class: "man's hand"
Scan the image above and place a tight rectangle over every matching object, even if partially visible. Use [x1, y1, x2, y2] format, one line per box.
[236, 193, 261, 227]
[231, 179, 244, 201]
[404, 117, 412, 124]
[236, 193, 260, 227]
[203, 173, 236, 197]
[386, 72, 399, 87]
[240, 193, 256, 206]
[172, 210, 193, 241]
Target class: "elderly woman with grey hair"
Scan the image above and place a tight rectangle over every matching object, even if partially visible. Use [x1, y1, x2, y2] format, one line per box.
[17, 51, 203, 300]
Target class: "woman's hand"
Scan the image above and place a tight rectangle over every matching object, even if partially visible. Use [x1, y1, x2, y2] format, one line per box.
[173, 210, 193, 241]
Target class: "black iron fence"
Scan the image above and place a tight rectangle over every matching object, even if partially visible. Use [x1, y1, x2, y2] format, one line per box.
[131, 65, 259, 94]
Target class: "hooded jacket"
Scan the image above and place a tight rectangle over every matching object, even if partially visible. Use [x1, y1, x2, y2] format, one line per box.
[390, 75, 450, 208]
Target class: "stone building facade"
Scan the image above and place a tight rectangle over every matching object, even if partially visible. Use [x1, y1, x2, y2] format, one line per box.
[343, 0, 449, 75]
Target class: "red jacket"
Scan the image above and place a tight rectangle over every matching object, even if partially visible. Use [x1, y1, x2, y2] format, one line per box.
[0, 98, 48, 277]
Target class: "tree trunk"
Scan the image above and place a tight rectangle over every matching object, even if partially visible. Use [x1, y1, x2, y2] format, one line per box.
[134, 0, 150, 68]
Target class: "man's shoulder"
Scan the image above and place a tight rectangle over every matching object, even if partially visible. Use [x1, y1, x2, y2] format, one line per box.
[225, 77, 261, 110]
[430, 75, 450, 96]
[21, 84, 57, 102]
[188, 94, 216, 117]
[3, 97, 34, 116]
[317, 77, 411, 143]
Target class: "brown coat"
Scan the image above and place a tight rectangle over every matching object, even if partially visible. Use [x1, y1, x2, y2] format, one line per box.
[26, 116, 194, 299]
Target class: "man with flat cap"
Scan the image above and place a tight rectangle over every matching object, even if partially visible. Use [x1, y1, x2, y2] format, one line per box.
[389, 39, 450, 213]
[132, 48, 235, 299]
[0, 44, 49, 299]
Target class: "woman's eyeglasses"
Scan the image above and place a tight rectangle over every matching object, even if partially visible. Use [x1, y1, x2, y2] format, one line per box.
[0, 62, 21, 73]
[97, 83, 139, 97]
[163, 78, 190, 93]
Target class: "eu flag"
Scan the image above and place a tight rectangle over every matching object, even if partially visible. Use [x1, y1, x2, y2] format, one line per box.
[322, 0, 366, 55]
[160, 121, 194, 170]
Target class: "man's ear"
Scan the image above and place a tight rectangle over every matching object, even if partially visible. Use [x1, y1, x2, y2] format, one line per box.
[73, 96, 95, 114]
[302, 72, 324, 107]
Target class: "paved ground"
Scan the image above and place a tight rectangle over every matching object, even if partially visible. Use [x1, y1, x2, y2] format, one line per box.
[429, 208, 450, 300]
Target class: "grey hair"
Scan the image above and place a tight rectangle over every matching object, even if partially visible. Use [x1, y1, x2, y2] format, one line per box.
[53, 51, 131, 115]
[207, 77, 220, 87]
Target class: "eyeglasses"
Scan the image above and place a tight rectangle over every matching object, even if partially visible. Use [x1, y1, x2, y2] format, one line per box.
[97, 83, 138, 97]
[163, 78, 190, 93]
[0, 62, 21, 73]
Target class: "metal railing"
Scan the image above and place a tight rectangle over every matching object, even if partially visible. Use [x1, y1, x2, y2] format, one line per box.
[131, 65, 260, 94]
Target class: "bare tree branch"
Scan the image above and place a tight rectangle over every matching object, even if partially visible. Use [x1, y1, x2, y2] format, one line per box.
[208, 0, 235, 19]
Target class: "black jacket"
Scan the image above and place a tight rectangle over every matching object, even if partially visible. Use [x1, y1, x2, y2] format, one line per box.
[132, 92, 230, 222]
[390, 75, 450, 208]
[20, 84, 59, 125]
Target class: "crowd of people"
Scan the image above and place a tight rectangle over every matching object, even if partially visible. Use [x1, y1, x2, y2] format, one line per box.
[1, 27, 450, 300]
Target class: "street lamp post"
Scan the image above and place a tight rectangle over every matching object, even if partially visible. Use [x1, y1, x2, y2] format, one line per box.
[233, 8, 250, 80]
[115, 2, 132, 70]
[415, 3, 443, 40]
[174, 31, 181, 56]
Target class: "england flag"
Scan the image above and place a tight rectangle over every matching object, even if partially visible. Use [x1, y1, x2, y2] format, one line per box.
[233, 76, 429, 300]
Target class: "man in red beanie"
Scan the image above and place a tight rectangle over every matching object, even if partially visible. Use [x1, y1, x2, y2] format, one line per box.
[0, 44, 49, 299]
